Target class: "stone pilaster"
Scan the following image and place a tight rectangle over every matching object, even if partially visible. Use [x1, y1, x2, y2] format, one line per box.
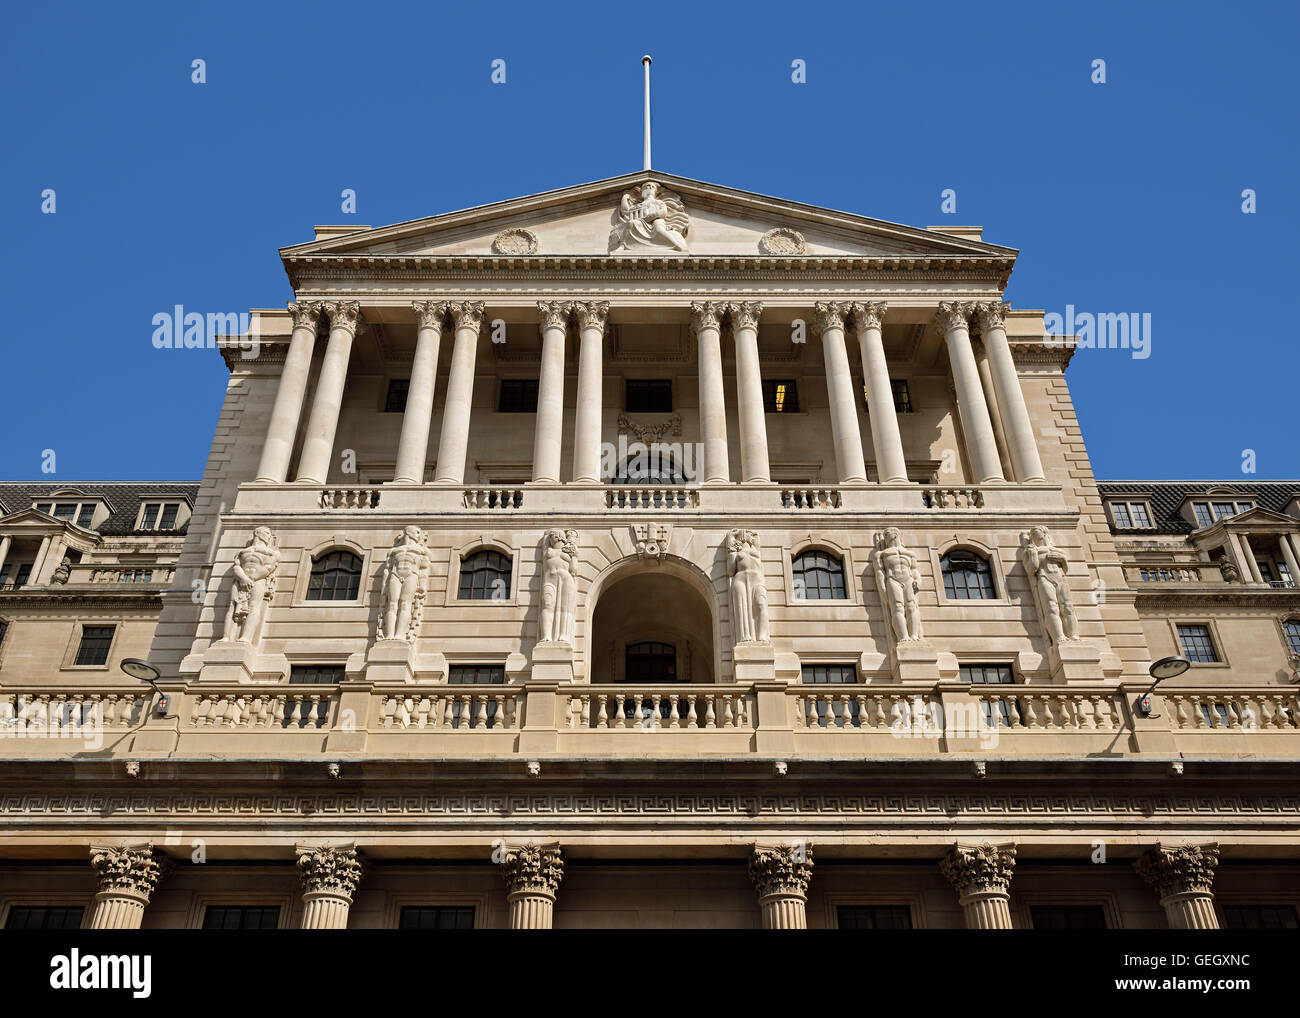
[501, 843, 564, 929]
[296, 843, 364, 930]
[748, 843, 814, 929]
[88, 843, 170, 929]
[940, 842, 1017, 929]
[1135, 843, 1221, 929]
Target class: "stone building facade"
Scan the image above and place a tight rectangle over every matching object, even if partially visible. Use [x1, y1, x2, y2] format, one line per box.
[1, 173, 1296, 930]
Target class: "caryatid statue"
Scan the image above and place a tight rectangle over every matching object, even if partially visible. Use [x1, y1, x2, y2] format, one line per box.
[871, 528, 924, 643]
[610, 181, 691, 252]
[728, 529, 771, 645]
[539, 529, 579, 646]
[377, 526, 434, 642]
[1020, 526, 1079, 645]
[223, 527, 280, 645]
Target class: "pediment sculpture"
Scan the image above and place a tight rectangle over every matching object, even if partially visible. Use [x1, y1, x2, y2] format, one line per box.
[610, 181, 690, 253]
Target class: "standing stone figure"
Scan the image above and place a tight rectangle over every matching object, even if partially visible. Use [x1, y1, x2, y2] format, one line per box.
[539, 529, 579, 645]
[728, 529, 771, 644]
[223, 527, 280, 645]
[377, 526, 434, 642]
[1020, 526, 1079, 644]
[871, 528, 924, 643]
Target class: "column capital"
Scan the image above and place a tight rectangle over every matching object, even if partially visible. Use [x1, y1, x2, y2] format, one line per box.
[536, 300, 574, 333]
[848, 300, 888, 332]
[974, 300, 1012, 332]
[89, 843, 170, 901]
[748, 843, 814, 899]
[572, 300, 610, 331]
[287, 300, 324, 331]
[934, 301, 975, 333]
[447, 300, 487, 333]
[411, 300, 449, 329]
[813, 301, 852, 334]
[726, 301, 764, 331]
[296, 843, 365, 899]
[322, 299, 363, 336]
[940, 841, 1016, 899]
[1134, 843, 1219, 900]
[501, 843, 565, 899]
[690, 301, 727, 332]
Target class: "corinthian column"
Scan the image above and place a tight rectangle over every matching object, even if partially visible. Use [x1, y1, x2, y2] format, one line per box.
[393, 301, 447, 484]
[692, 301, 730, 483]
[256, 301, 322, 483]
[814, 302, 867, 483]
[1135, 843, 1221, 929]
[296, 843, 364, 929]
[571, 302, 608, 482]
[433, 302, 486, 484]
[975, 301, 1045, 482]
[748, 843, 814, 929]
[849, 301, 908, 483]
[501, 843, 564, 929]
[295, 300, 362, 484]
[533, 302, 572, 483]
[936, 303, 1004, 483]
[88, 843, 169, 929]
[940, 842, 1016, 929]
[728, 301, 770, 483]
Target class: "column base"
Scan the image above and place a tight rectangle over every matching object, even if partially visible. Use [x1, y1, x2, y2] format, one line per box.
[892, 641, 939, 683]
[531, 643, 575, 684]
[733, 642, 776, 683]
[1049, 640, 1105, 683]
[199, 641, 284, 684]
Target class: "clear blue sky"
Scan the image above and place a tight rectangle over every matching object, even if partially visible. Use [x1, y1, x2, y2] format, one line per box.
[2, 0, 1295, 481]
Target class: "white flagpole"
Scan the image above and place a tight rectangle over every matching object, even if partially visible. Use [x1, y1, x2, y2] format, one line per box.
[642, 55, 652, 171]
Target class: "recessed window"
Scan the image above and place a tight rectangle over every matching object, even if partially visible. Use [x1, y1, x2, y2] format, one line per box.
[399, 906, 475, 930]
[1177, 623, 1219, 663]
[1109, 501, 1152, 529]
[862, 379, 912, 414]
[1193, 499, 1254, 526]
[792, 550, 846, 600]
[449, 665, 506, 684]
[0, 564, 32, 589]
[1283, 619, 1300, 656]
[803, 664, 860, 726]
[306, 551, 363, 601]
[498, 379, 539, 413]
[802, 664, 857, 684]
[941, 550, 996, 600]
[1030, 905, 1107, 930]
[35, 501, 98, 528]
[202, 906, 280, 930]
[384, 378, 410, 413]
[4, 906, 84, 930]
[961, 663, 1018, 726]
[289, 664, 346, 685]
[625, 641, 677, 684]
[625, 379, 672, 413]
[458, 550, 512, 601]
[74, 625, 115, 666]
[837, 905, 911, 930]
[139, 502, 183, 531]
[763, 379, 799, 413]
[1221, 905, 1298, 929]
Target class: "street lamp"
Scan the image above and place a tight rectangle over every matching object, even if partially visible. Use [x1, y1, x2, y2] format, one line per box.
[120, 658, 169, 716]
[1134, 655, 1191, 717]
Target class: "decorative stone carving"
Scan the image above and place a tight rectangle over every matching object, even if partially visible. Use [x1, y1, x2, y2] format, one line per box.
[871, 528, 924, 643]
[1219, 557, 1240, 583]
[728, 529, 771, 645]
[1020, 527, 1079, 644]
[849, 300, 888, 331]
[491, 227, 539, 255]
[376, 525, 434, 642]
[610, 181, 690, 252]
[941, 842, 1017, 929]
[222, 527, 279, 645]
[748, 843, 814, 929]
[322, 299, 363, 336]
[617, 413, 682, 445]
[1135, 843, 1221, 929]
[90, 843, 169, 898]
[539, 529, 579, 646]
[51, 557, 71, 584]
[536, 300, 572, 333]
[758, 227, 807, 255]
[813, 300, 851, 333]
[287, 300, 323, 331]
[726, 300, 763, 331]
[447, 300, 487, 333]
[572, 300, 610, 331]
[296, 843, 365, 898]
[689, 300, 726, 332]
[975, 300, 1012, 333]
[411, 299, 448, 329]
[934, 301, 975, 334]
[632, 523, 671, 562]
[501, 843, 565, 929]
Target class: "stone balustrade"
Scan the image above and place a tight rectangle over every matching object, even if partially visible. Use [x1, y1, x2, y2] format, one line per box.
[780, 488, 842, 509]
[377, 688, 520, 730]
[187, 689, 333, 729]
[567, 686, 753, 730]
[0, 690, 145, 736]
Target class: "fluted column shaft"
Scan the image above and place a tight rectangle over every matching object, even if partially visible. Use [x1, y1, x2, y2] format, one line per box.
[571, 302, 608, 482]
[297, 843, 363, 930]
[1136, 843, 1220, 930]
[851, 302, 908, 483]
[693, 302, 730, 483]
[941, 842, 1016, 929]
[90, 891, 149, 929]
[815, 303, 867, 483]
[300, 892, 353, 929]
[88, 843, 167, 930]
[977, 302, 1045, 481]
[937, 303, 1004, 483]
[433, 303, 486, 484]
[393, 302, 446, 484]
[295, 301, 362, 484]
[501, 843, 564, 930]
[256, 302, 321, 483]
[729, 302, 770, 483]
[749, 843, 813, 930]
[533, 302, 571, 483]
[508, 892, 556, 929]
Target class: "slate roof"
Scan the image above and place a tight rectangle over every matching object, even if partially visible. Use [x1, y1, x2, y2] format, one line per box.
[1097, 481, 1300, 535]
[0, 482, 200, 537]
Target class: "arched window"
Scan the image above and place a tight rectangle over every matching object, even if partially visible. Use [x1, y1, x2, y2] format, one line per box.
[941, 550, 995, 600]
[612, 454, 686, 485]
[306, 551, 362, 601]
[625, 641, 677, 684]
[792, 550, 846, 600]
[458, 549, 512, 600]
[1284, 619, 1300, 656]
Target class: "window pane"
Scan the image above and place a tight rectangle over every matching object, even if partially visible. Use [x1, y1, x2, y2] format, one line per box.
[202, 906, 281, 930]
[74, 625, 115, 666]
[1211, 502, 1236, 520]
[449, 665, 505, 684]
[5, 906, 84, 930]
[762, 379, 799, 413]
[289, 665, 346, 684]
[890, 379, 912, 413]
[1130, 503, 1151, 528]
[625, 641, 677, 684]
[1193, 503, 1213, 528]
[837, 905, 912, 930]
[802, 664, 857, 684]
[458, 551, 512, 600]
[158, 504, 179, 530]
[1111, 504, 1131, 528]
[792, 551, 846, 600]
[1030, 905, 1107, 930]
[942, 551, 995, 599]
[625, 379, 672, 413]
[498, 379, 539, 413]
[1283, 620, 1300, 655]
[1177, 624, 1218, 663]
[399, 906, 475, 930]
[140, 503, 160, 529]
[53, 503, 76, 520]
[306, 551, 363, 601]
[384, 378, 410, 413]
[76, 505, 96, 528]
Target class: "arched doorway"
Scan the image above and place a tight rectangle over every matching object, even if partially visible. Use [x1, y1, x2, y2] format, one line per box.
[588, 564, 716, 685]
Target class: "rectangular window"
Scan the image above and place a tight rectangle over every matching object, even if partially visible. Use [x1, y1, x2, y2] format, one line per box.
[1192, 502, 1213, 528]
[384, 378, 410, 413]
[74, 625, 115, 666]
[1130, 503, 1152, 528]
[140, 503, 160, 529]
[802, 664, 859, 727]
[1111, 503, 1131, 528]
[399, 906, 476, 930]
[52, 503, 77, 521]
[202, 905, 281, 930]
[35, 502, 52, 515]
[625, 379, 672, 413]
[801, 664, 858, 684]
[961, 663, 1018, 726]
[4, 906, 84, 930]
[498, 378, 539, 413]
[1110, 501, 1152, 529]
[862, 379, 912, 413]
[76, 505, 96, 528]
[837, 905, 912, 930]
[1221, 905, 1298, 929]
[289, 664, 346, 684]
[158, 504, 179, 530]
[1177, 624, 1219, 663]
[1030, 905, 1108, 930]
[449, 665, 506, 684]
[762, 379, 799, 413]
[1211, 501, 1237, 520]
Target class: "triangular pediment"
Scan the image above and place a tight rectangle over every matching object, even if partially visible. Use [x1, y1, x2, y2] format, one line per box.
[0, 507, 95, 536]
[281, 171, 1016, 261]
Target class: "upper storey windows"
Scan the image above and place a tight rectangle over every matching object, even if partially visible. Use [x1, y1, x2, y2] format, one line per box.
[625, 379, 672, 413]
[1107, 500, 1153, 530]
[941, 550, 995, 600]
[306, 551, 363, 601]
[33, 500, 98, 528]
[792, 550, 846, 600]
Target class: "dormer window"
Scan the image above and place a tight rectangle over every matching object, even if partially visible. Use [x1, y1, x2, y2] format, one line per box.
[139, 502, 181, 531]
[1108, 500, 1153, 530]
[33, 501, 98, 528]
[1191, 499, 1253, 527]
